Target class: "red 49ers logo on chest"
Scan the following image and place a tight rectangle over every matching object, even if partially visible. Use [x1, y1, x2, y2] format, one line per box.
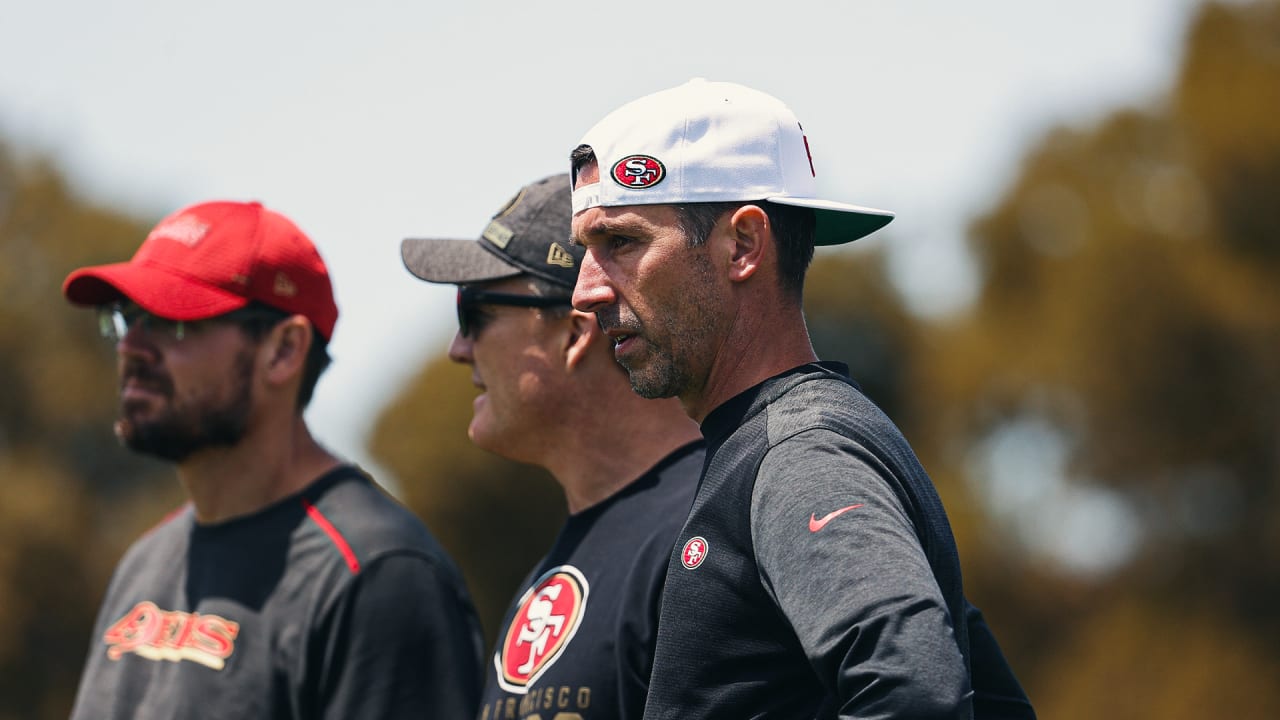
[681, 536, 709, 569]
[102, 601, 240, 670]
[496, 565, 589, 692]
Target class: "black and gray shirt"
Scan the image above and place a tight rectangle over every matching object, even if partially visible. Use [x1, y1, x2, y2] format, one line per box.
[70, 466, 485, 719]
[642, 363, 1034, 719]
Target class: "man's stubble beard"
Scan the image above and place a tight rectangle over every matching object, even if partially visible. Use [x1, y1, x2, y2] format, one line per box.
[616, 251, 721, 402]
[116, 349, 256, 463]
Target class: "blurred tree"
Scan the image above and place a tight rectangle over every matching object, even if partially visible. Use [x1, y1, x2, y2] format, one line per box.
[0, 140, 183, 720]
[806, 247, 917, 428]
[928, 0, 1280, 715]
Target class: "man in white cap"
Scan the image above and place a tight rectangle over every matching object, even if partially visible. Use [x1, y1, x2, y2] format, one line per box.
[401, 174, 704, 720]
[62, 200, 484, 719]
[569, 80, 1034, 719]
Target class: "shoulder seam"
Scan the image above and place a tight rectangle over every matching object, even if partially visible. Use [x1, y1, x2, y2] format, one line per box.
[300, 497, 361, 574]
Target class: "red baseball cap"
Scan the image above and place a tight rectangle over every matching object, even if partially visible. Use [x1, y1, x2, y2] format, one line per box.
[63, 200, 339, 340]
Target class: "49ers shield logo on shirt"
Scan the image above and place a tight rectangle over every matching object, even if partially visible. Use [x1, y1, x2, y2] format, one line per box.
[496, 565, 589, 693]
[681, 536, 709, 569]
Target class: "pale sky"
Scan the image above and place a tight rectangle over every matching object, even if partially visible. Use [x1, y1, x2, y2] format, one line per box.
[2, 0, 1202, 520]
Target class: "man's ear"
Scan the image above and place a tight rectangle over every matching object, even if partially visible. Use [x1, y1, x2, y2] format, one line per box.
[564, 309, 600, 370]
[262, 316, 312, 386]
[726, 204, 770, 284]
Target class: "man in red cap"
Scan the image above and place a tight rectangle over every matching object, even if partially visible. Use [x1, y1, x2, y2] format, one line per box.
[63, 200, 484, 719]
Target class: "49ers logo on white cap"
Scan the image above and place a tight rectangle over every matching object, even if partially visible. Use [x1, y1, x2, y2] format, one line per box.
[681, 536, 709, 569]
[611, 155, 665, 189]
[496, 565, 589, 693]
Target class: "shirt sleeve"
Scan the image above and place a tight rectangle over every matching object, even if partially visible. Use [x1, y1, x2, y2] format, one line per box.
[750, 427, 969, 719]
[966, 601, 1037, 719]
[312, 553, 485, 719]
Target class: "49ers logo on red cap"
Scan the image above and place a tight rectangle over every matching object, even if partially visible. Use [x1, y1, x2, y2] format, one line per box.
[681, 536, 709, 570]
[611, 155, 665, 189]
[496, 565, 589, 693]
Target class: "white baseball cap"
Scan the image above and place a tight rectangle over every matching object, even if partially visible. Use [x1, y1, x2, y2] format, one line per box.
[571, 78, 894, 246]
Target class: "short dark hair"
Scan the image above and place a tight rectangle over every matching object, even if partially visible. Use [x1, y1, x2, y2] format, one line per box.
[234, 303, 332, 410]
[673, 202, 815, 299]
[570, 144, 596, 186]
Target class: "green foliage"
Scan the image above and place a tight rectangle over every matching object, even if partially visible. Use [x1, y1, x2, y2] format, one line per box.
[805, 247, 918, 428]
[937, 1, 1280, 713]
[0, 139, 184, 720]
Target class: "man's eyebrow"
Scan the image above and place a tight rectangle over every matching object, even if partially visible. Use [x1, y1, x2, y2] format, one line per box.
[575, 216, 645, 242]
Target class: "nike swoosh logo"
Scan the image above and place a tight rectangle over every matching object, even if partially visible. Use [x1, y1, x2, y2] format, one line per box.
[808, 504, 865, 532]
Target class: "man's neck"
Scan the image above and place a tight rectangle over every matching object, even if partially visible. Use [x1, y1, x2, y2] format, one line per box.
[684, 304, 817, 423]
[548, 396, 701, 515]
[176, 417, 340, 524]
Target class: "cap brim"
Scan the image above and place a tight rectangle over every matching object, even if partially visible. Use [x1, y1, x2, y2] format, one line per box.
[400, 238, 524, 285]
[62, 262, 250, 320]
[766, 197, 894, 246]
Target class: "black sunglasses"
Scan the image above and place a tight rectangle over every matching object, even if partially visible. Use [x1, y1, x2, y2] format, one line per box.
[456, 287, 573, 338]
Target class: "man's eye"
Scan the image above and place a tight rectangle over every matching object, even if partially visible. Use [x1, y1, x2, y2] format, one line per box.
[609, 235, 634, 250]
[150, 317, 183, 334]
[470, 307, 495, 330]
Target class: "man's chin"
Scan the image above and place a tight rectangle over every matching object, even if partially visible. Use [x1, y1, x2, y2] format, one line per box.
[467, 419, 511, 459]
[113, 416, 137, 445]
[114, 416, 201, 462]
[466, 422, 490, 445]
[626, 366, 682, 400]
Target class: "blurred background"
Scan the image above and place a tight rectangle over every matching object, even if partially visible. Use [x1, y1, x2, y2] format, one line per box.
[3, 0, 1278, 717]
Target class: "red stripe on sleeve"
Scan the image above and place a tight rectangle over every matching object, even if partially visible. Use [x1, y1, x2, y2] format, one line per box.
[300, 498, 361, 574]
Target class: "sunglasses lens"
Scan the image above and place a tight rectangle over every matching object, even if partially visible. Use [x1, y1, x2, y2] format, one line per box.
[458, 288, 499, 338]
[96, 304, 187, 342]
[98, 307, 127, 341]
[456, 290, 470, 337]
[455, 287, 570, 338]
[461, 303, 490, 338]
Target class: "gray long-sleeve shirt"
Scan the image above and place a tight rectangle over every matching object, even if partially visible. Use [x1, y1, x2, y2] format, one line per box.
[642, 363, 1034, 719]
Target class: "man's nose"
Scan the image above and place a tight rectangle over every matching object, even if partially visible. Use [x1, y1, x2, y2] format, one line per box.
[446, 328, 474, 365]
[116, 322, 159, 361]
[572, 249, 614, 314]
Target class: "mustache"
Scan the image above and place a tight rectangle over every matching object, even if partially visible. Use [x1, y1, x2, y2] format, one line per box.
[594, 306, 643, 335]
[120, 358, 173, 395]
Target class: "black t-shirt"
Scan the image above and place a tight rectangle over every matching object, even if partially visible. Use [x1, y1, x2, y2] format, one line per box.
[643, 363, 1034, 720]
[478, 442, 704, 720]
[70, 465, 485, 719]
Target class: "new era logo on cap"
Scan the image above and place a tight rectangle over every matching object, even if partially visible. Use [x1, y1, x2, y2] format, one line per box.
[546, 243, 575, 268]
[571, 78, 895, 246]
